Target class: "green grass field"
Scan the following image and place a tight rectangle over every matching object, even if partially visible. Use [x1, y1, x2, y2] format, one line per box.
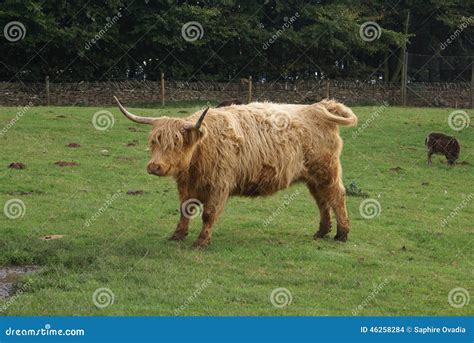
[0, 103, 472, 316]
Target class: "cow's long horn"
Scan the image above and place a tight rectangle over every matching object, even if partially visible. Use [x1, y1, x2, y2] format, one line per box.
[186, 107, 209, 130]
[114, 96, 156, 125]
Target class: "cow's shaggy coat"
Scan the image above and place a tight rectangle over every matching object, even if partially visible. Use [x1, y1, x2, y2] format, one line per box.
[115, 97, 357, 247]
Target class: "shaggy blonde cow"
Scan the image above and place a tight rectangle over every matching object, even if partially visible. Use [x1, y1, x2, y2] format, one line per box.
[115, 97, 357, 247]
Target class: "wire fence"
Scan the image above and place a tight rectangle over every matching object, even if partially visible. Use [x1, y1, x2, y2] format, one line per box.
[0, 53, 472, 107]
[405, 53, 473, 107]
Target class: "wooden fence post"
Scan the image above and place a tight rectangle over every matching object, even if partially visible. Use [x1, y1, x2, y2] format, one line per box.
[401, 52, 408, 106]
[248, 76, 252, 103]
[326, 79, 330, 98]
[470, 61, 474, 109]
[400, 9, 410, 106]
[160, 72, 165, 106]
[45, 75, 50, 106]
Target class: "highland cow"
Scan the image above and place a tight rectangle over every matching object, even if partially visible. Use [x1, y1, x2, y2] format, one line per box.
[115, 97, 357, 247]
[425, 132, 460, 165]
[216, 99, 243, 107]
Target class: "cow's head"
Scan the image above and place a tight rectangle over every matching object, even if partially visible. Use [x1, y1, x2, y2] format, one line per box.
[114, 97, 208, 177]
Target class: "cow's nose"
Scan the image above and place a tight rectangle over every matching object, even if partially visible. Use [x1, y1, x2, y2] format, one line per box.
[147, 163, 162, 175]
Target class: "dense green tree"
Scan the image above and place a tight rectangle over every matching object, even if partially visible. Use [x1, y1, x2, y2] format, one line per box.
[0, 0, 472, 82]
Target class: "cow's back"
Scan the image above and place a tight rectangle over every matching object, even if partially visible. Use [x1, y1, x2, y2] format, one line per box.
[192, 103, 335, 196]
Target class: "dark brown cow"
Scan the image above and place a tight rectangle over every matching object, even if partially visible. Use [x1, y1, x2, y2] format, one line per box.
[216, 99, 243, 107]
[425, 132, 460, 165]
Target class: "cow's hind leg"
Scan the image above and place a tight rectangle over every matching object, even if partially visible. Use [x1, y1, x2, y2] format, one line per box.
[310, 161, 350, 242]
[330, 177, 349, 242]
[307, 182, 332, 239]
[192, 190, 228, 248]
[331, 182, 350, 242]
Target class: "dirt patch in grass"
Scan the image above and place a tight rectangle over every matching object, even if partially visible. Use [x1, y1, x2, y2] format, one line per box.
[0, 266, 40, 299]
[8, 162, 26, 169]
[54, 161, 79, 167]
[389, 166, 403, 173]
[5, 191, 33, 196]
[41, 234, 64, 241]
[66, 143, 81, 148]
[115, 156, 139, 161]
[127, 190, 145, 195]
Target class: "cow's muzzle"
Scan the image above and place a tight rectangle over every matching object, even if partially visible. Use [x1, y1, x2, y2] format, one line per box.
[147, 163, 166, 176]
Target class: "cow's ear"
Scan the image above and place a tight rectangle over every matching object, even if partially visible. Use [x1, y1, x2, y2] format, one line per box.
[182, 124, 206, 145]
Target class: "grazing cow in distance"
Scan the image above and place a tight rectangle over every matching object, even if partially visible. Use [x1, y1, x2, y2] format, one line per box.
[115, 97, 358, 247]
[216, 99, 243, 107]
[425, 132, 460, 165]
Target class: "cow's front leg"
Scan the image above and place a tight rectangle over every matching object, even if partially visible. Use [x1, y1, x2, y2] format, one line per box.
[427, 149, 433, 165]
[169, 212, 190, 241]
[192, 191, 228, 248]
[169, 183, 191, 241]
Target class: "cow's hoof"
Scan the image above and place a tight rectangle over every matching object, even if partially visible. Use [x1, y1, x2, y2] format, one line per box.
[168, 232, 187, 241]
[192, 239, 211, 248]
[314, 230, 330, 239]
[334, 233, 348, 242]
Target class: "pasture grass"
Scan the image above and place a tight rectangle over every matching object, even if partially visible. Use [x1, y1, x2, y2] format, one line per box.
[0, 103, 472, 316]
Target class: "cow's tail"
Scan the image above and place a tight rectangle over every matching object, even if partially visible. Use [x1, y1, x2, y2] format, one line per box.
[313, 99, 358, 127]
